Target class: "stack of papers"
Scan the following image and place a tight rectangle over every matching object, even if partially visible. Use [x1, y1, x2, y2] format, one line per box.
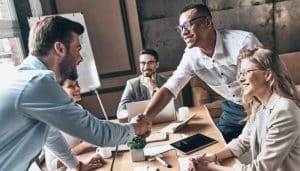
[143, 144, 174, 156]
[178, 157, 190, 171]
[159, 113, 197, 133]
[134, 166, 158, 171]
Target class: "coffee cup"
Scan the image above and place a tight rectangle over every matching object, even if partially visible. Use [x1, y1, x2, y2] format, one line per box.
[178, 107, 189, 121]
[96, 147, 112, 158]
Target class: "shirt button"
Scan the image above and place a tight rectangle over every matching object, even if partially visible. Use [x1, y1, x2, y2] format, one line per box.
[221, 73, 224, 76]
[228, 85, 231, 88]
[212, 60, 215, 63]
[233, 94, 235, 97]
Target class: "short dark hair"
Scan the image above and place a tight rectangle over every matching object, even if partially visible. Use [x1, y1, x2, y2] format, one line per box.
[180, 3, 211, 16]
[139, 48, 159, 61]
[59, 71, 78, 86]
[29, 16, 84, 56]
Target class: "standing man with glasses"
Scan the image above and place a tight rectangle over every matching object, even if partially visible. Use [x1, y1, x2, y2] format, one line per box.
[117, 49, 179, 121]
[142, 3, 262, 142]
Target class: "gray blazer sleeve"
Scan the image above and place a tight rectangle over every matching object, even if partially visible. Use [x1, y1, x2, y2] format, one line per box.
[117, 80, 136, 114]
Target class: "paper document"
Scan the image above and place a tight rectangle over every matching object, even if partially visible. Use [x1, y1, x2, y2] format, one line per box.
[134, 166, 158, 171]
[143, 144, 174, 156]
[159, 122, 182, 133]
[159, 113, 197, 133]
[178, 157, 190, 171]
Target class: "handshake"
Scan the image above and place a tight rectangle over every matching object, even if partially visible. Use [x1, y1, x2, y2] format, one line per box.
[130, 114, 152, 138]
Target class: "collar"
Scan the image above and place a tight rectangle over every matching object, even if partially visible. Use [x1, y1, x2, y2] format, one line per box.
[18, 55, 56, 80]
[213, 30, 224, 56]
[263, 93, 281, 111]
[184, 30, 224, 58]
[21, 55, 48, 70]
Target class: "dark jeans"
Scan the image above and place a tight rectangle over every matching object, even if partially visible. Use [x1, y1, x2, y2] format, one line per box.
[217, 100, 246, 143]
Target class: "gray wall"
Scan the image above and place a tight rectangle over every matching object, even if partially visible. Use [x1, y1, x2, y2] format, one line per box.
[137, 0, 300, 72]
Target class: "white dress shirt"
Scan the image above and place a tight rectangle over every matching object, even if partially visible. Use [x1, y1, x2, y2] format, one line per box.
[164, 30, 262, 104]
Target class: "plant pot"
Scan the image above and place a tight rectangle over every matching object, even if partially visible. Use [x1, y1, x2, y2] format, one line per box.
[130, 149, 145, 162]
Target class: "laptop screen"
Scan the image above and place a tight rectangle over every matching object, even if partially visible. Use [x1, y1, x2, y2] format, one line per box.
[126, 99, 176, 124]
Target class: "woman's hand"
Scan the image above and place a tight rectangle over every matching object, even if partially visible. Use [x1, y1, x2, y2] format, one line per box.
[188, 159, 212, 171]
[190, 153, 217, 165]
[188, 153, 218, 171]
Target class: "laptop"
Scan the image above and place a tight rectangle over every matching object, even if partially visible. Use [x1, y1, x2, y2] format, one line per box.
[126, 99, 176, 124]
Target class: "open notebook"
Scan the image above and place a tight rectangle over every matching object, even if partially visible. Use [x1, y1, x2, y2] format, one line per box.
[127, 99, 176, 124]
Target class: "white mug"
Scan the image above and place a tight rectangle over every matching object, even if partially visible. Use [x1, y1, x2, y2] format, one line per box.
[178, 107, 189, 121]
[96, 147, 112, 159]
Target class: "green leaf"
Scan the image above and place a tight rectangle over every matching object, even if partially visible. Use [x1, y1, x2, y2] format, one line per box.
[127, 137, 146, 149]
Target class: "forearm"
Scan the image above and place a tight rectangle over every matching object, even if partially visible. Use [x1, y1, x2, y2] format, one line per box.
[144, 87, 173, 120]
[214, 147, 235, 162]
[72, 142, 95, 155]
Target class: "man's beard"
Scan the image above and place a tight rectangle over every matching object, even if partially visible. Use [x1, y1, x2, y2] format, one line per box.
[59, 52, 78, 81]
[142, 70, 154, 77]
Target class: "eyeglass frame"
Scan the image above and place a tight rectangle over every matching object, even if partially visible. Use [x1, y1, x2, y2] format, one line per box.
[139, 60, 157, 66]
[238, 69, 264, 78]
[176, 15, 207, 33]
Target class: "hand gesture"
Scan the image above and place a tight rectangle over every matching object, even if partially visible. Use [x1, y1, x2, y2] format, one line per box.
[191, 153, 216, 164]
[188, 153, 218, 171]
[188, 159, 211, 171]
[142, 76, 157, 90]
[80, 154, 105, 171]
[130, 114, 152, 137]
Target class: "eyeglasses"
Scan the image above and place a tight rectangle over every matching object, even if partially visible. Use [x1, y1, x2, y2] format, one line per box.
[176, 15, 207, 33]
[139, 61, 157, 66]
[238, 69, 263, 78]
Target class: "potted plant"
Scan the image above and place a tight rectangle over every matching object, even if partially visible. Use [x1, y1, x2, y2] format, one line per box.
[127, 137, 146, 162]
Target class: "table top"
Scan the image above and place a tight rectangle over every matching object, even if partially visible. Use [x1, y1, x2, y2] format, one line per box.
[77, 105, 239, 171]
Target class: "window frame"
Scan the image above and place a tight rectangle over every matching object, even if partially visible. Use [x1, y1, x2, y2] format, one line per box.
[0, 0, 25, 66]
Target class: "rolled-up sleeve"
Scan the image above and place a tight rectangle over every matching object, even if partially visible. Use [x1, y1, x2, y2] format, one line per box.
[163, 53, 194, 97]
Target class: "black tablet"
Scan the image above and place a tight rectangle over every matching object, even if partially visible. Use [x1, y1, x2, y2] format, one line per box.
[170, 133, 217, 154]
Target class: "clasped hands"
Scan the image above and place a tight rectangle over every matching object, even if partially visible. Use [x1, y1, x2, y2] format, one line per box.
[188, 153, 218, 171]
[142, 76, 157, 91]
[130, 114, 152, 138]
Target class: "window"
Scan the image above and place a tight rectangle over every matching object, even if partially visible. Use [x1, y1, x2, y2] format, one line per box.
[0, 0, 24, 70]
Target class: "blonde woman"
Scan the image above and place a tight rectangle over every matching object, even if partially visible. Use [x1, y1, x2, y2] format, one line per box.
[189, 47, 300, 171]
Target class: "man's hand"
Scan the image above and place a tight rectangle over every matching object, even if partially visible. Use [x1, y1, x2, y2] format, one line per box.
[142, 76, 157, 90]
[131, 114, 152, 137]
[70, 154, 105, 171]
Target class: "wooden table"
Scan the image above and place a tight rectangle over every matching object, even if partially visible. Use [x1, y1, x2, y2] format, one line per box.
[78, 105, 239, 170]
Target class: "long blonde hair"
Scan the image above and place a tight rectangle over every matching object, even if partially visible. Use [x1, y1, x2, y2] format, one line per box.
[237, 47, 300, 120]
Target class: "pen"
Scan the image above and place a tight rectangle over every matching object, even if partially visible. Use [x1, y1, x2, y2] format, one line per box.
[155, 156, 172, 168]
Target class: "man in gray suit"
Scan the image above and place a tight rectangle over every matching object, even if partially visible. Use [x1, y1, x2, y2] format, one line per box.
[117, 49, 177, 120]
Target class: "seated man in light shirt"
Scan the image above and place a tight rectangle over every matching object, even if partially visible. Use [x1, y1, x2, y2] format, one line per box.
[117, 49, 179, 121]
